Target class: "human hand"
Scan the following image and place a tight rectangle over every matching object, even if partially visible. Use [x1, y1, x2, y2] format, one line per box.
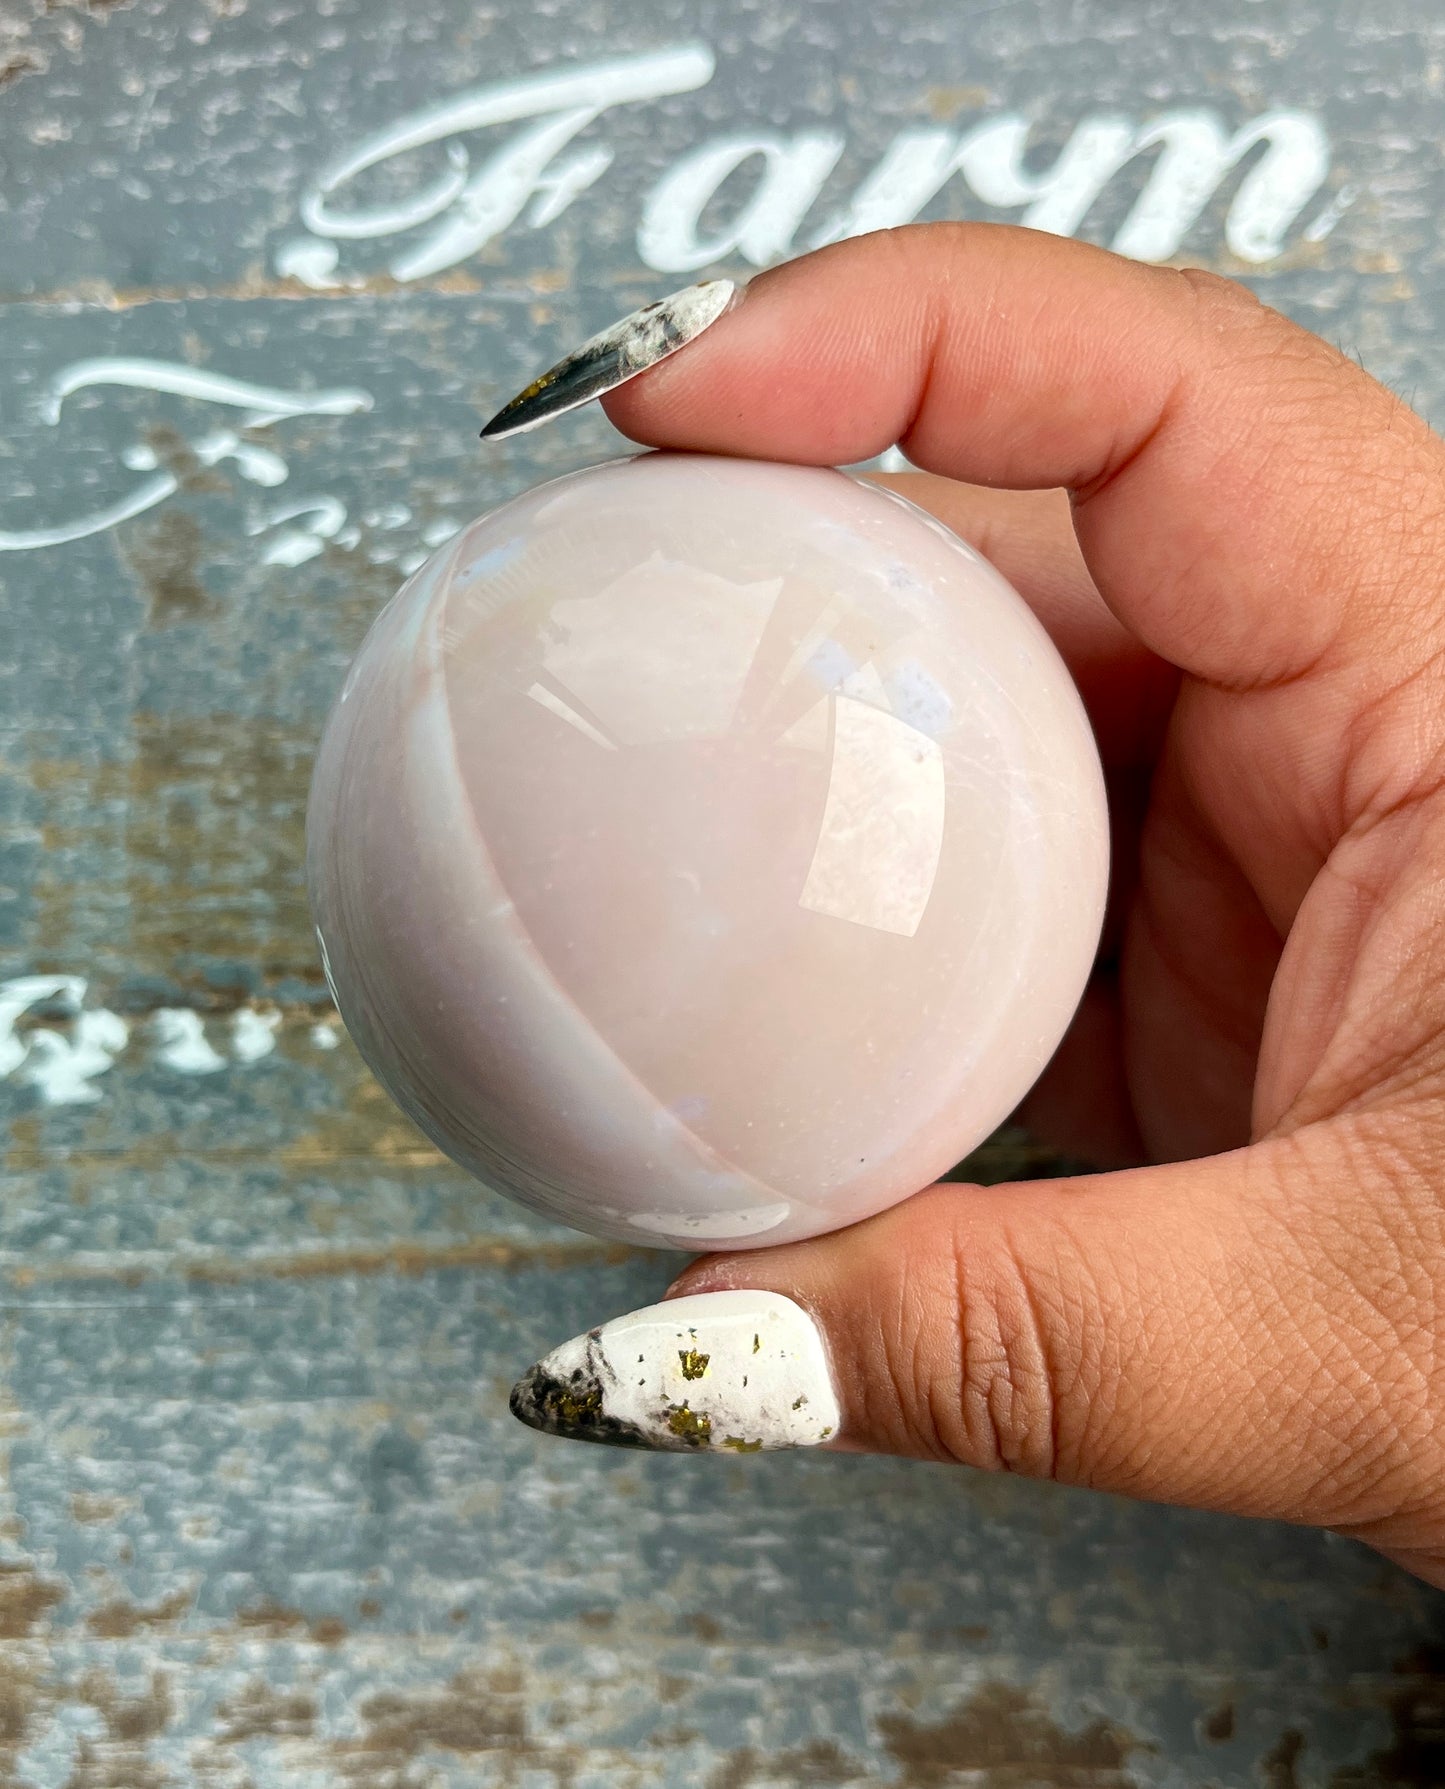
[511, 224, 1445, 1586]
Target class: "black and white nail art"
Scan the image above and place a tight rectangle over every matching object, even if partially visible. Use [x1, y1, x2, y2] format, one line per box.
[479, 278, 741, 440]
[509, 1290, 839, 1453]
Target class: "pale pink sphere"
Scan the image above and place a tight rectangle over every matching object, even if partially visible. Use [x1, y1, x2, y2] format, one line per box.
[307, 454, 1108, 1249]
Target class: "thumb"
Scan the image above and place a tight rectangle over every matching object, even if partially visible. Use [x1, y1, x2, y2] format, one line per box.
[511, 1130, 1411, 1533]
[668, 1163, 1270, 1505]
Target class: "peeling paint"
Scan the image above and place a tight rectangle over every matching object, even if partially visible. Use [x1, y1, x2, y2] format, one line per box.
[878, 1685, 1143, 1787]
[0, 1569, 66, 1640]
[85, 1589, 191, 1640]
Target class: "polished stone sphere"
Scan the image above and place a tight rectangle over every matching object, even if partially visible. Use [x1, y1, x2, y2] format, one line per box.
[307, 453, 1108, 1249]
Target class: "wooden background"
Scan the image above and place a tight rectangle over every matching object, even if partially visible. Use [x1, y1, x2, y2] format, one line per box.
[0, 0, 1444, 1781]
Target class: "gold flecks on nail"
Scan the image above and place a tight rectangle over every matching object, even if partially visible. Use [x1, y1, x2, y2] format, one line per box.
[511, 370, 555, 406]
[511, 1292, 839, 1455]
[666, 1403, 712, 1445]
[556, 1385, 602, 1425]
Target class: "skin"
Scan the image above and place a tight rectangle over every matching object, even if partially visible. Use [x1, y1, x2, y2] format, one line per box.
[600, 223, 1445, 1587]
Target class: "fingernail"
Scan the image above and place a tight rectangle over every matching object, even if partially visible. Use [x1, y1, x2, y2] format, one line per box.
[479, 278, 742, 441]
[509, 1289, 839, 1453]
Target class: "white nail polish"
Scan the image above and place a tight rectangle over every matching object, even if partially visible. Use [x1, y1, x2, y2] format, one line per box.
[509, 1289, 840, 1452]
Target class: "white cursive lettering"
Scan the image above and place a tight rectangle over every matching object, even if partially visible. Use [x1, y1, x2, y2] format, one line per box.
[814, 108, 1331, 264]
[638, 132, 847, 272]
[284, 45, 715, 286]
[0, 360, 373, 554]
[280, 48, 1338, 286]
[0, 979, 347, 1103]
[0, 976, 128, 1105]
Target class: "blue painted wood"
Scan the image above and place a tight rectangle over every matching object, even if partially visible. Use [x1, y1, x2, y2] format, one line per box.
[0, 1, 1442, 1780]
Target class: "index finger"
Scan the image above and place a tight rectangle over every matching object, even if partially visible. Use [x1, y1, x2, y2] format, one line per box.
[603, 224, 1445, 701]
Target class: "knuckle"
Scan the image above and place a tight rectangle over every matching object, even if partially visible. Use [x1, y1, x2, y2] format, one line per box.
[1174, 262, 1331, 381]
[1174, 263, 1268, 320]
[855, 1187, 1071, 1474]
[942, 1208, 1075, 1481]
[1170, 265, 1298, 376]
[854, 1192, 969, 1462]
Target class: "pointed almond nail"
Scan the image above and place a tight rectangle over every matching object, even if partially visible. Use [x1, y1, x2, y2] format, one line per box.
[509, 1289, 839, 1453]
[479, 278, 742, 441]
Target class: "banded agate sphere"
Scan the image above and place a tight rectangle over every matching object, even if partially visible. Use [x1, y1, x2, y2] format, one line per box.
[307, 453, 1108, 1249]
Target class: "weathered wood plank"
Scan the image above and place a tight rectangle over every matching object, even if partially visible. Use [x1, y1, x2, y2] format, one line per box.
[1, 0, 1444, 1781]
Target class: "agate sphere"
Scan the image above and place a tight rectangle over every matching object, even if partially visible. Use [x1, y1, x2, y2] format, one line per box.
[306, 453, 1108, 1249]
